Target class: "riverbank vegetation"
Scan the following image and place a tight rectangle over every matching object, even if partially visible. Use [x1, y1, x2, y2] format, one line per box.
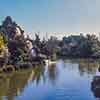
[0, 16, 100, 69]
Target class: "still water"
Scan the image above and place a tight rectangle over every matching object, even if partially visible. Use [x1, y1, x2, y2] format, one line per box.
[0, 59, 100, 100]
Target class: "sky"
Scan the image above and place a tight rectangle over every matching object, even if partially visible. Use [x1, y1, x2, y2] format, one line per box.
[0, 0, 100, 38]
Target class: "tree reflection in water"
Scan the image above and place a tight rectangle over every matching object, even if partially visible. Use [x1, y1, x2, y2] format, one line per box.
[78, 59, 98, 76]
[0, 59, 99, 100]
[28, 65, 45, 85]
[91, 76, 100, 98]
[0, 63, 58, 100]
[28, 63, 58, 85]
[48, 63, 58, 85]
[0, 70, 31, 100]
[7, 71, 31, 100]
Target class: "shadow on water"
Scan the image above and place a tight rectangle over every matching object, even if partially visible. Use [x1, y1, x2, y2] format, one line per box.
[0, 59, 99, 100]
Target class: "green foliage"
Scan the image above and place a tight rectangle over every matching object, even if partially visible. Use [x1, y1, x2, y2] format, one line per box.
[60, 34, 100, 57]
[79, 40, 93, 56]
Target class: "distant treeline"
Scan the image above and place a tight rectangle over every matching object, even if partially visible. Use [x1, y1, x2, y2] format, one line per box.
[0, 16, 100, 65]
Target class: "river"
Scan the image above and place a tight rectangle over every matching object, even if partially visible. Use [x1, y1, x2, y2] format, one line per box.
[0, 59, 99, 100]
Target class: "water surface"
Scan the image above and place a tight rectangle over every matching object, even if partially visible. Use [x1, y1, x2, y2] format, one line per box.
[0, 59, 99, 100]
